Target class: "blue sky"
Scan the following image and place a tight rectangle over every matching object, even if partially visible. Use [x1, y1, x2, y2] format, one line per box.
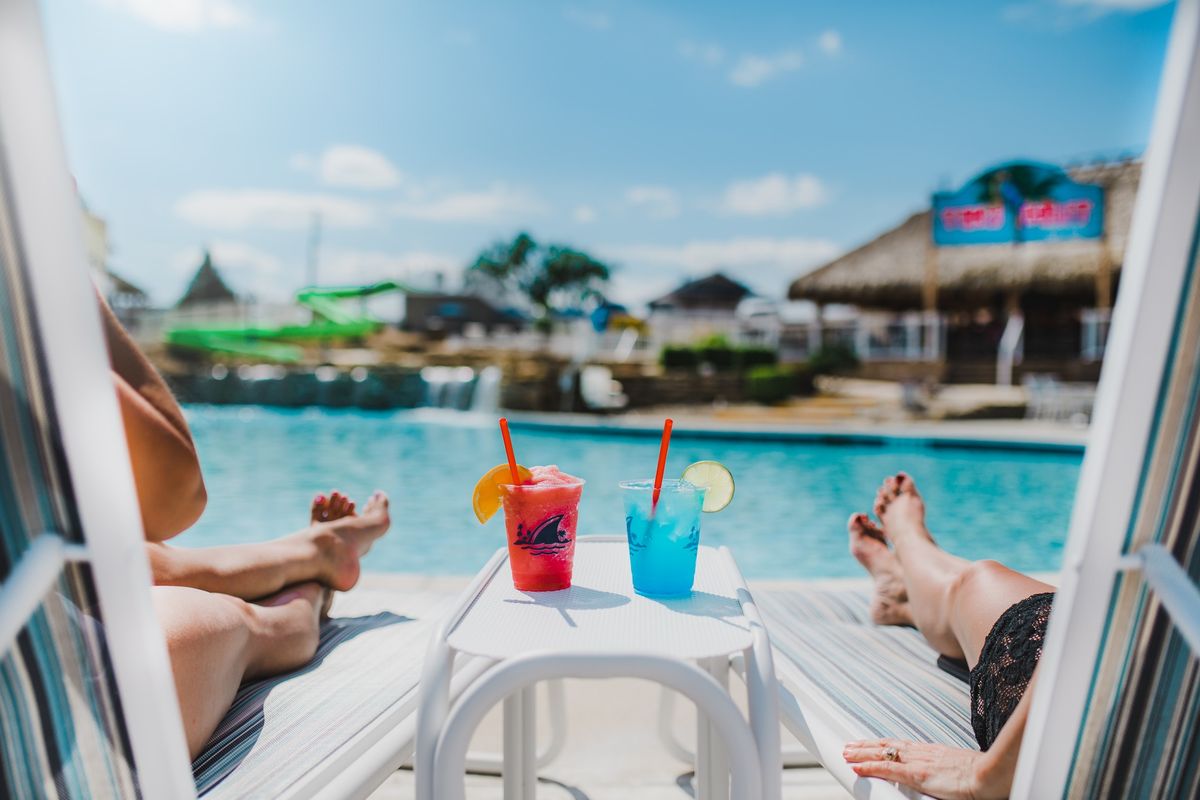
[42, 0, 1173, 308]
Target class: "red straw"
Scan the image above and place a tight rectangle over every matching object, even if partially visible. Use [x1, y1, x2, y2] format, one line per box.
[499, 418, 522, 485]
[652, 418, 673, 508]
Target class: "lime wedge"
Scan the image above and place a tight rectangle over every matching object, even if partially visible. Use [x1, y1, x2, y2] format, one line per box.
[682, 460, 735, 513]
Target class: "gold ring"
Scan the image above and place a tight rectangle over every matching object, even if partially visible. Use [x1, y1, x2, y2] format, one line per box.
[883, 746, 900, 762]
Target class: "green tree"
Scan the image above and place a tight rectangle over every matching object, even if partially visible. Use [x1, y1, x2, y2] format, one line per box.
[467, 233, 610, 329]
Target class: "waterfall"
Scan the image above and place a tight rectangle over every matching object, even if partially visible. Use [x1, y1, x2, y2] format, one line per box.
[420, 365, 478, 410]
[470, 365, 502, 414]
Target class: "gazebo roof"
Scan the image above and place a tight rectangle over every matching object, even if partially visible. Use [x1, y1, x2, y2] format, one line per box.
[788, 160, 1141, 309]
[177, 252, 237, 308]
[649, 272, 753, 311]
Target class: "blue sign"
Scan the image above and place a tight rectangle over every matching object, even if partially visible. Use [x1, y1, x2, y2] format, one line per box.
[932, 160, 1104, 246]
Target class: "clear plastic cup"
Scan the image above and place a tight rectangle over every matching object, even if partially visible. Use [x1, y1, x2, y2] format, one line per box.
[500, 477, 584, 591]
[621, 479, 706, 597]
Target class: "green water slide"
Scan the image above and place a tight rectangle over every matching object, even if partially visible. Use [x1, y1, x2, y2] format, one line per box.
[164, 280, 410, 362]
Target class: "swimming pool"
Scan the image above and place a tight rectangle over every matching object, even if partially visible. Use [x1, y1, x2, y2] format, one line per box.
[180, 406, 1082, 579]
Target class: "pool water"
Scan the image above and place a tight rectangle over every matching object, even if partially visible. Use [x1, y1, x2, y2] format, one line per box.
[180, 406, 1081, 579]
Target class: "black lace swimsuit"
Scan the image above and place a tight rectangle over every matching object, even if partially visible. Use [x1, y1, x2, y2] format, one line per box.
[968, 592, 1055, 750]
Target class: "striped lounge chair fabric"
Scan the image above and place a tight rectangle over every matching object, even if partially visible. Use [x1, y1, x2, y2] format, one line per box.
[1, 177, 139, 796]
[193, 587, 457, 798]
[757, 585, 977, 755]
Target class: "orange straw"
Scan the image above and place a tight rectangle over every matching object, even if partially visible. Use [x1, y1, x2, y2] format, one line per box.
[652, 418, 673, 508]
[499, 418, 522, 485]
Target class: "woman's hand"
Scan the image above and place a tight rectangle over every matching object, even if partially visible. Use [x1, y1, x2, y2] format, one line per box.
[843, 739, 1008, 800]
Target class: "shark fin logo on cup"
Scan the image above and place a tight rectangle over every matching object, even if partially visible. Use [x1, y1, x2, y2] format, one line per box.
[514, 514, 571, 556]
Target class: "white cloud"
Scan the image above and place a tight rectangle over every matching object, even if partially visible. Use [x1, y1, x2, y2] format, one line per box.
[573, 205, 598, 223]
[602, 236, 840, 296]
[817, 30, 842, 55]
[720, 173, 828, 216]
[391, 184, 543, 223]
[175, 189, 375, 230]
[678, 40, 725, 66]
[290, 145, 401, 190]
[563, 5, 611, 30]
[94, 0, 252, 32]
[625, 185, 681, 219]
[320, 249, 463, 288]
[318, 145, 402, 190]
[1005, 0, 1168, 26]
[729, 50, 804, 88]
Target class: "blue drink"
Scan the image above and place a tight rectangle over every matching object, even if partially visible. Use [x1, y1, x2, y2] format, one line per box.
[621, 479, 706, 597]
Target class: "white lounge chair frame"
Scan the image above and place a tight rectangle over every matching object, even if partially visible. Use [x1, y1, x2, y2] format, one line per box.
[0, 1, 197, 796]
[1014, 0, 1200, 796]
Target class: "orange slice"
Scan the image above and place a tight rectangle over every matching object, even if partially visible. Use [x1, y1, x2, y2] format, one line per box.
[473, 463, 533, 523]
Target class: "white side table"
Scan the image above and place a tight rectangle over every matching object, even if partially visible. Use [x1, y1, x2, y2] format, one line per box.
[415, 536, 781, 800]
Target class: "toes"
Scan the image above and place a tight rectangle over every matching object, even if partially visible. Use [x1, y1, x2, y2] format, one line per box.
[895, 472, 915, 495]
[365, 490, 389, 514]
[874, 489, 890, 519]
[848, 512, 886, 541]
[859, 516, 887, 543]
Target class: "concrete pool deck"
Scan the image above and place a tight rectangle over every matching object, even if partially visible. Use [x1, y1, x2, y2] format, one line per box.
[504, 412, 1089, 453]
[358, 569, 1048, 800]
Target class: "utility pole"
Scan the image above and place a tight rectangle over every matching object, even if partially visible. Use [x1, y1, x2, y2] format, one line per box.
[305, 211, 322, 289]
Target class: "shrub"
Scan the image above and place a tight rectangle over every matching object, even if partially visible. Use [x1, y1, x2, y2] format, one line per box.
[807, 343, 860, 376]
[791, 363, 816, 396]
[745, 365, 797, 405]
[661, 339, 781, 372]
[661, 346, 699, 370]
[698, 344, 738, 371]
[737, 346, 778, 369]
[696, 333, 732, 349]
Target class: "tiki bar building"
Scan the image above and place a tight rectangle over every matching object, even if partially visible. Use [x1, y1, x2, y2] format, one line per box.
[789, 159, 1140, 384]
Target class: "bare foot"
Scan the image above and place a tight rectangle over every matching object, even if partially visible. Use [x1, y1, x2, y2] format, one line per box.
[311, 490, 356, 525]
[873, 472, 931, 545]
[312, 490, 391, 591]
[848, 513, 913, 626]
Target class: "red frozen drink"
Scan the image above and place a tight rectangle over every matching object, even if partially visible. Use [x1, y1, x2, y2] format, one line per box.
[499, 465, 584, 591]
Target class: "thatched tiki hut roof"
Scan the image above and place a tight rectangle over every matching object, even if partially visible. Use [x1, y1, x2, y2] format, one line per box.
[789, 160, 1141, 310]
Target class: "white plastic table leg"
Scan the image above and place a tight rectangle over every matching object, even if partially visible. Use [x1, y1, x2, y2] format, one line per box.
[501, 686, 536, 799]
[433, 653, 763, 800]
[696, 656, 731, 800]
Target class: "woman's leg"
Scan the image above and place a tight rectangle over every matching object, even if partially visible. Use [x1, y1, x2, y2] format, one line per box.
[148, 491, 390, 600]
[870, 473, 1053, 667]
[153, 582, 327, 758]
